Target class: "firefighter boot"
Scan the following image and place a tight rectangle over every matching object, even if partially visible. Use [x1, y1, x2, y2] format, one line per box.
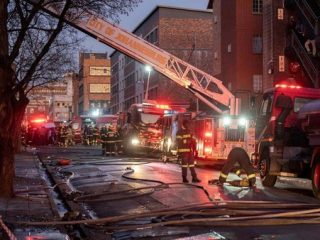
[192, 178, 201, 183]
[183, 177, 189, 183]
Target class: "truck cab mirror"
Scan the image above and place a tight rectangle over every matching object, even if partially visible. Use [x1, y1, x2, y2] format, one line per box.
[275, 94, 293, 109]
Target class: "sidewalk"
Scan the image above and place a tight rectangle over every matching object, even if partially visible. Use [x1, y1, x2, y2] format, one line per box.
[0, 150, 67, 240]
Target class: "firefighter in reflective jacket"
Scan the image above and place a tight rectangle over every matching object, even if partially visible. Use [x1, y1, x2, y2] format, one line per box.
[218, 147, 256, 186]
[105, 126, 117, 156]
[100, 125, 107, 155]
[176, 119, 201, 183]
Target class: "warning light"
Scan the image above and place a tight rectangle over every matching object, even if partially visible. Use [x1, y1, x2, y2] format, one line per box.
[30, 118, 46, 123]
[275, 84, 301, 89]
[156, 104, 170, 109]
[204, 147, 212, 153]
[204, 132, 212, 138]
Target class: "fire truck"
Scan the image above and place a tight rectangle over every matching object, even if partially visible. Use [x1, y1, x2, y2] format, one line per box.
[117, 101, 187, 154]
[27, 0, 255, 161]
[251, 81, 320, 198]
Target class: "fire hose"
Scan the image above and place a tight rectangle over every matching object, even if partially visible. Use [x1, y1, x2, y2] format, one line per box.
[13, 154, 320, 233]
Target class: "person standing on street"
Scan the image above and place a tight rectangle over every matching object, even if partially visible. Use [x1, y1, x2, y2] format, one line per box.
[176, 119, 201, 183]
[100, 125, 107, 155]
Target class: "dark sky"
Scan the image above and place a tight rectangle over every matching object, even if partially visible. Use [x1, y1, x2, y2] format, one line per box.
[82, 0, 209, 53]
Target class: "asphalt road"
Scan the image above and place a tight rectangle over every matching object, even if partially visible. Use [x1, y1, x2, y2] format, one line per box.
[36, 146, 320, 240]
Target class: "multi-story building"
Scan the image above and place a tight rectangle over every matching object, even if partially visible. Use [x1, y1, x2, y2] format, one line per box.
[208, 0, 263, 114]
[110, 6, 214, 113]
[25, 73, 76, 123]
[49, 73, 76, 122]
[78, 53, 111, 116]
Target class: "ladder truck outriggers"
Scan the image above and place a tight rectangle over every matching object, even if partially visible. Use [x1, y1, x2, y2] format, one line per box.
[27, 0, 256, 161]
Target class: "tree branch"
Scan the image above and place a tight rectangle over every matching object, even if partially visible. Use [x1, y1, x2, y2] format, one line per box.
[16, 0, 72, 92]
[9, 0, 45, 65]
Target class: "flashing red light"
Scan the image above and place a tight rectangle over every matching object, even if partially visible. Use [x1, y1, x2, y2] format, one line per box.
[275, 84, 301, 89]
[204, 132, 212, 138]
[30, 118, 46, 123]
[156, 104, 170, 109]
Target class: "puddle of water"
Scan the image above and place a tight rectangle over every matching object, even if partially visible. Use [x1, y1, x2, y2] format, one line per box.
[15, 228, 70, 240]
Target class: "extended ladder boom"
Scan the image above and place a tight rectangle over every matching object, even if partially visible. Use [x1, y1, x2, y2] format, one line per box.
[27, 0, 236, 114]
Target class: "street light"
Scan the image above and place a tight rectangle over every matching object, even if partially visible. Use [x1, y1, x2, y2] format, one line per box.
[144, 65, 152, 101]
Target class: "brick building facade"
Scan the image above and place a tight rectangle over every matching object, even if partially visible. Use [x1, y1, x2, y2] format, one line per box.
[110, 6, 213, 113]
[208, 0, 263, 114]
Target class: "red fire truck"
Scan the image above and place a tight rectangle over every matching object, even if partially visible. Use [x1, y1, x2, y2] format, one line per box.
[118, 101, 186, 154]
[251, 81, 320, 198]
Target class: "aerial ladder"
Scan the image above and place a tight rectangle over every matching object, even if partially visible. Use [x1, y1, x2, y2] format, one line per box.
[26, 0, 236, 115]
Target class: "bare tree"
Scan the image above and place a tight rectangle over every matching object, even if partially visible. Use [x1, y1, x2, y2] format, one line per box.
[0, 0, 141, 198]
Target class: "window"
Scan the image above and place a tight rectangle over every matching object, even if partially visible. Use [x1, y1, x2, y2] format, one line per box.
[253, 75, 263, 93]
[294, 97, 315, 112]
[253, 0, 262, 14]
[227, 44, 232, 53]
[252, 35, 262, 54]
[260, 94, 273, 117]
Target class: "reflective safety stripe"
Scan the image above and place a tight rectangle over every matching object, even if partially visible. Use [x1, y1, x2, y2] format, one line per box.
[188, 165, 195, 167]
[247, 174, 256, 179]
[176, 134, 191, 139]
[181, 165, 188, 168]
[178, 149, 191, 153]
[182, 134, 191, 138]
[220, 172, 228, 179]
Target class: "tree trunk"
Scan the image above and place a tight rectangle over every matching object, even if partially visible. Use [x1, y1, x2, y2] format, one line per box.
[0, 96, 28, 198]
[0, 135, 15, 198]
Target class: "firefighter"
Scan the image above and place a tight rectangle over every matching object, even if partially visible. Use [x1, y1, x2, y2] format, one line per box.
[87, 125, 94, 145]
[100, 125, 108, 155]
[93, 125, 99, 145]
[65, 126, 74, 146]
[61, 126, 68, 147]
[176, 119, 201, 183]
[105, 126, 116, 156]
[115, 126, 123, 155]
[217, 147, 256, 187]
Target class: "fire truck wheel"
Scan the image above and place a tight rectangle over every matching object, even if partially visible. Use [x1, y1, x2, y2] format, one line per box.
[259, 150, 279, 187]
[311, 160, 320, 199]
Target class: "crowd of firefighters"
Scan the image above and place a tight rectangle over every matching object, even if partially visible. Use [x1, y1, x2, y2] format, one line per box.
[21, 124, 123, 155]
[21, 119, 256, 186]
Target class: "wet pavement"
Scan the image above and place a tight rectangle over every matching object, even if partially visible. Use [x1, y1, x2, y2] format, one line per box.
[2, 145, 320, 239]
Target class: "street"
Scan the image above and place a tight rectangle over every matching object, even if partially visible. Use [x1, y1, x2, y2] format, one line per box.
[19, 145, 320, 240]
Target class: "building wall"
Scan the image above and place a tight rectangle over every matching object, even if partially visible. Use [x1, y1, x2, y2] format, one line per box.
[212, 0, 263, 114]
[110, 6, 214, 113]
[79, 53, 111, 115]
[263, 1, 293, 90]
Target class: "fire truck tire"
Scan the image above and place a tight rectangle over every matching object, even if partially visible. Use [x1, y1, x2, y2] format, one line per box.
[311, 160, 320, 199]
[259, 150, 280, 187]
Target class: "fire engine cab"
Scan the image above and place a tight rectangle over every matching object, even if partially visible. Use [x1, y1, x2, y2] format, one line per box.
[118, 101, 186, 154]
[252, 80, 320, 198]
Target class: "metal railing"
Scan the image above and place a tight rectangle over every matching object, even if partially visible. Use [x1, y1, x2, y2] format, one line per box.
[294, 0, 319, 29]
[291, 31, 319, 87]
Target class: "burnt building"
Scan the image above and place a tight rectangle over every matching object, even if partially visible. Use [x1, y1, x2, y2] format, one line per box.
[78, 53, 111, 115]
[110, 6, 214, 113]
